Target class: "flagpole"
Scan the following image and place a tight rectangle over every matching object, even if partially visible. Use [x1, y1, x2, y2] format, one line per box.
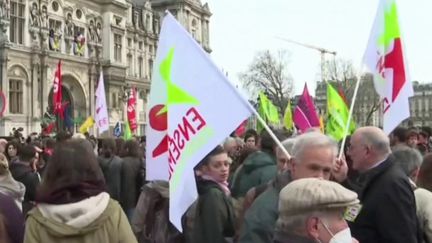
[338, 66, 364, 159]
[253, 108, 292, 160]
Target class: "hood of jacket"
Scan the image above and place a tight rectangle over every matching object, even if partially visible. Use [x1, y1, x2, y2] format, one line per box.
[242, 151, 276, 173]
[28, 192, 114, 237]
[0, 172, 25, 201]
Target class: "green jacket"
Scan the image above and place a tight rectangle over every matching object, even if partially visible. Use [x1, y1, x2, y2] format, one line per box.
[231, 151, 277, 198]
[191, 180, 235, 243]
[239, 171, 292, 243]
[24, 195, 137, 243]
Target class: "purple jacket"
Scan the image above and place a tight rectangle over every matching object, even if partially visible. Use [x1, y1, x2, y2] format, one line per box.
[0, 192, 25, 243]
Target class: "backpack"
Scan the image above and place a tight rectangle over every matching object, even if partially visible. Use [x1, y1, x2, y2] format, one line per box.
[140, 187, 184, 243]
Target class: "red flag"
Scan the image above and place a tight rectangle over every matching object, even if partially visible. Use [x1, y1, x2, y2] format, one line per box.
[127, 87, 138, 133]
[338, 85, 349, 106]
[293, 83, 320, 133]
[53, 60, 63, 119]
[235, 119, 248, 137]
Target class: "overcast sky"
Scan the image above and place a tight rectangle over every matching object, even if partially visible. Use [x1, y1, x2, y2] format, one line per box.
[206, 0, 432, 97]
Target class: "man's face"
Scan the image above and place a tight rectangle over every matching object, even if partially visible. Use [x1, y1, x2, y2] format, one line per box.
[276, 147, 290, 172]
[314, 209, 351, 243]
[224, 141, 238, 158]
[348, 132, 368, 172]
[290, 146, 334, 180]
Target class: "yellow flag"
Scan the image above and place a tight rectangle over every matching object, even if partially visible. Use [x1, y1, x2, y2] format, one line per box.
[283, 100, 293, 130]
[320, 116, 324, 133]
[79, 117, 95, 134]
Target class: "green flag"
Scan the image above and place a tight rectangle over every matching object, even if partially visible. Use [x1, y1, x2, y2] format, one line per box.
[326, 83, 356, 141]
[124, 122, 133, 140]
[283, 100, 293, 130]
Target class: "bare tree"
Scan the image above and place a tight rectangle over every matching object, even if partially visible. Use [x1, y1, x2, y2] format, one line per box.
[239, 50, 294, 113]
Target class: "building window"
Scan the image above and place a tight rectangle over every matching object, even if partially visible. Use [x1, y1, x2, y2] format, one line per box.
[139, 41, 143, 50]
[10, 0, 25, 44]
[9, 79, 23, 113]
[114, 34, 122, 62]
[127, 38, 132, 47]
[138, 57, 143, 78]
[127, 54, 133, 76]
[148, 59, 153, 77]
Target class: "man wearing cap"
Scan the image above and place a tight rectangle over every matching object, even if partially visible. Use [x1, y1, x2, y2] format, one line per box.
[274, 178, 359, 243]
[346, 126, 420, 243]
[239, 132, 348, 243]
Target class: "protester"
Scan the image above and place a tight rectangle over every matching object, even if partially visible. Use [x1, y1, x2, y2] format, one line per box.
[0, 138, 8, 154]
[9, 145, 40, 214]
[229, 146, 258, 185]
[98, 138, 123, 201]
[188, 145, 235, 243]
[407, 128, 419, 148]
[274, 178, 359, 243]
[0, 153, 25, 211]
[346, 126, 420, 243]
[231, 130, 285, 198]
[131, 180, 183, 243]
[223, 137, 240, 162]
[418, 130, 430, 154]
[244, 132, 258, 148]
[418, 153, 432, 192]
[389, 126, 409, 147]
[24, 139, 137, 243]
[5, 140, 20, 164]
[0, 192, 25, 243]
[239, 132, 342, 243]
[393, 146, 432, 243]
[241, 137, 296, 217]
[115, 138, 125, 156]
[120, 140, 144, 220]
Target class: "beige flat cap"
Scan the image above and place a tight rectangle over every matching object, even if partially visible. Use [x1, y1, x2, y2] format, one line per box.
[279, 178, 359, 217]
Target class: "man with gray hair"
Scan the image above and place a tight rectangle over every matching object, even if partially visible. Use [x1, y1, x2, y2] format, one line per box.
[274, 178, 359, 243]
[346, 126, 420, 243]
[239, 132, 346, 243]
[392, 145, 432, 243]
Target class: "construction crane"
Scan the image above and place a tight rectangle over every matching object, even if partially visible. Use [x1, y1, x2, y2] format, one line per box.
[276, 37, 337, 82]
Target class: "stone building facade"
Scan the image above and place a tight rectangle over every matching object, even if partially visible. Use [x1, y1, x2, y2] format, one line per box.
[0, 0, 211, 136]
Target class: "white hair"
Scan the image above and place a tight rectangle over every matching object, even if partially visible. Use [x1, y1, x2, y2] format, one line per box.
[392, 145, 423, 175]
[292, 132, 338, 163]
[276, 137, 297, 156]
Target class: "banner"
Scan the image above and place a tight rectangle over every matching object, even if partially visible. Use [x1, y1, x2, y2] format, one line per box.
[363, 0, 413, 134]
[52, 60, 63, 119]
[127, 87, 138, 133]
[95, 71, 109, 133]
[146, 12, 253, 231]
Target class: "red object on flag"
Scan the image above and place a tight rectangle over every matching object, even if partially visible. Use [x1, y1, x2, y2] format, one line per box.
[127, 87, 138, 133]
[53, 60, 64, 119]
[235, 119, 248, 137]
[338, 85, 349, 106]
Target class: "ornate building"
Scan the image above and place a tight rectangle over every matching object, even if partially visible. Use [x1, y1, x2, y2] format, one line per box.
[0, 0, 211, 136]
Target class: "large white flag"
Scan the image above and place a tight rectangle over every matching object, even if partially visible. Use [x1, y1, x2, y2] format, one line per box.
[363, 0, 413, 134]
[95, 71, 109, 133]
[146, 12, 253, 230]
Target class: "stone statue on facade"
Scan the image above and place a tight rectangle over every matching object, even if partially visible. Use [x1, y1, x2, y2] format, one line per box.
[0, 0, 10, 20]
[88, 20, 96, 42]
[40, 5, 48, 29]
[133, 9, 139, 29]
[64, 13, 74, 37]
[95, 22, 102, 43]
[29, 2, 40, 27]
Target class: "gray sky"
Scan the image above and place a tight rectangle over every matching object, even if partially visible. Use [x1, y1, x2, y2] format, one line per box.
[206, 0, 432, 97]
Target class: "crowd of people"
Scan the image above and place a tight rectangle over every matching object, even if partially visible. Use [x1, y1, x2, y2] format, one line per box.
[0, 125, 431, 243]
